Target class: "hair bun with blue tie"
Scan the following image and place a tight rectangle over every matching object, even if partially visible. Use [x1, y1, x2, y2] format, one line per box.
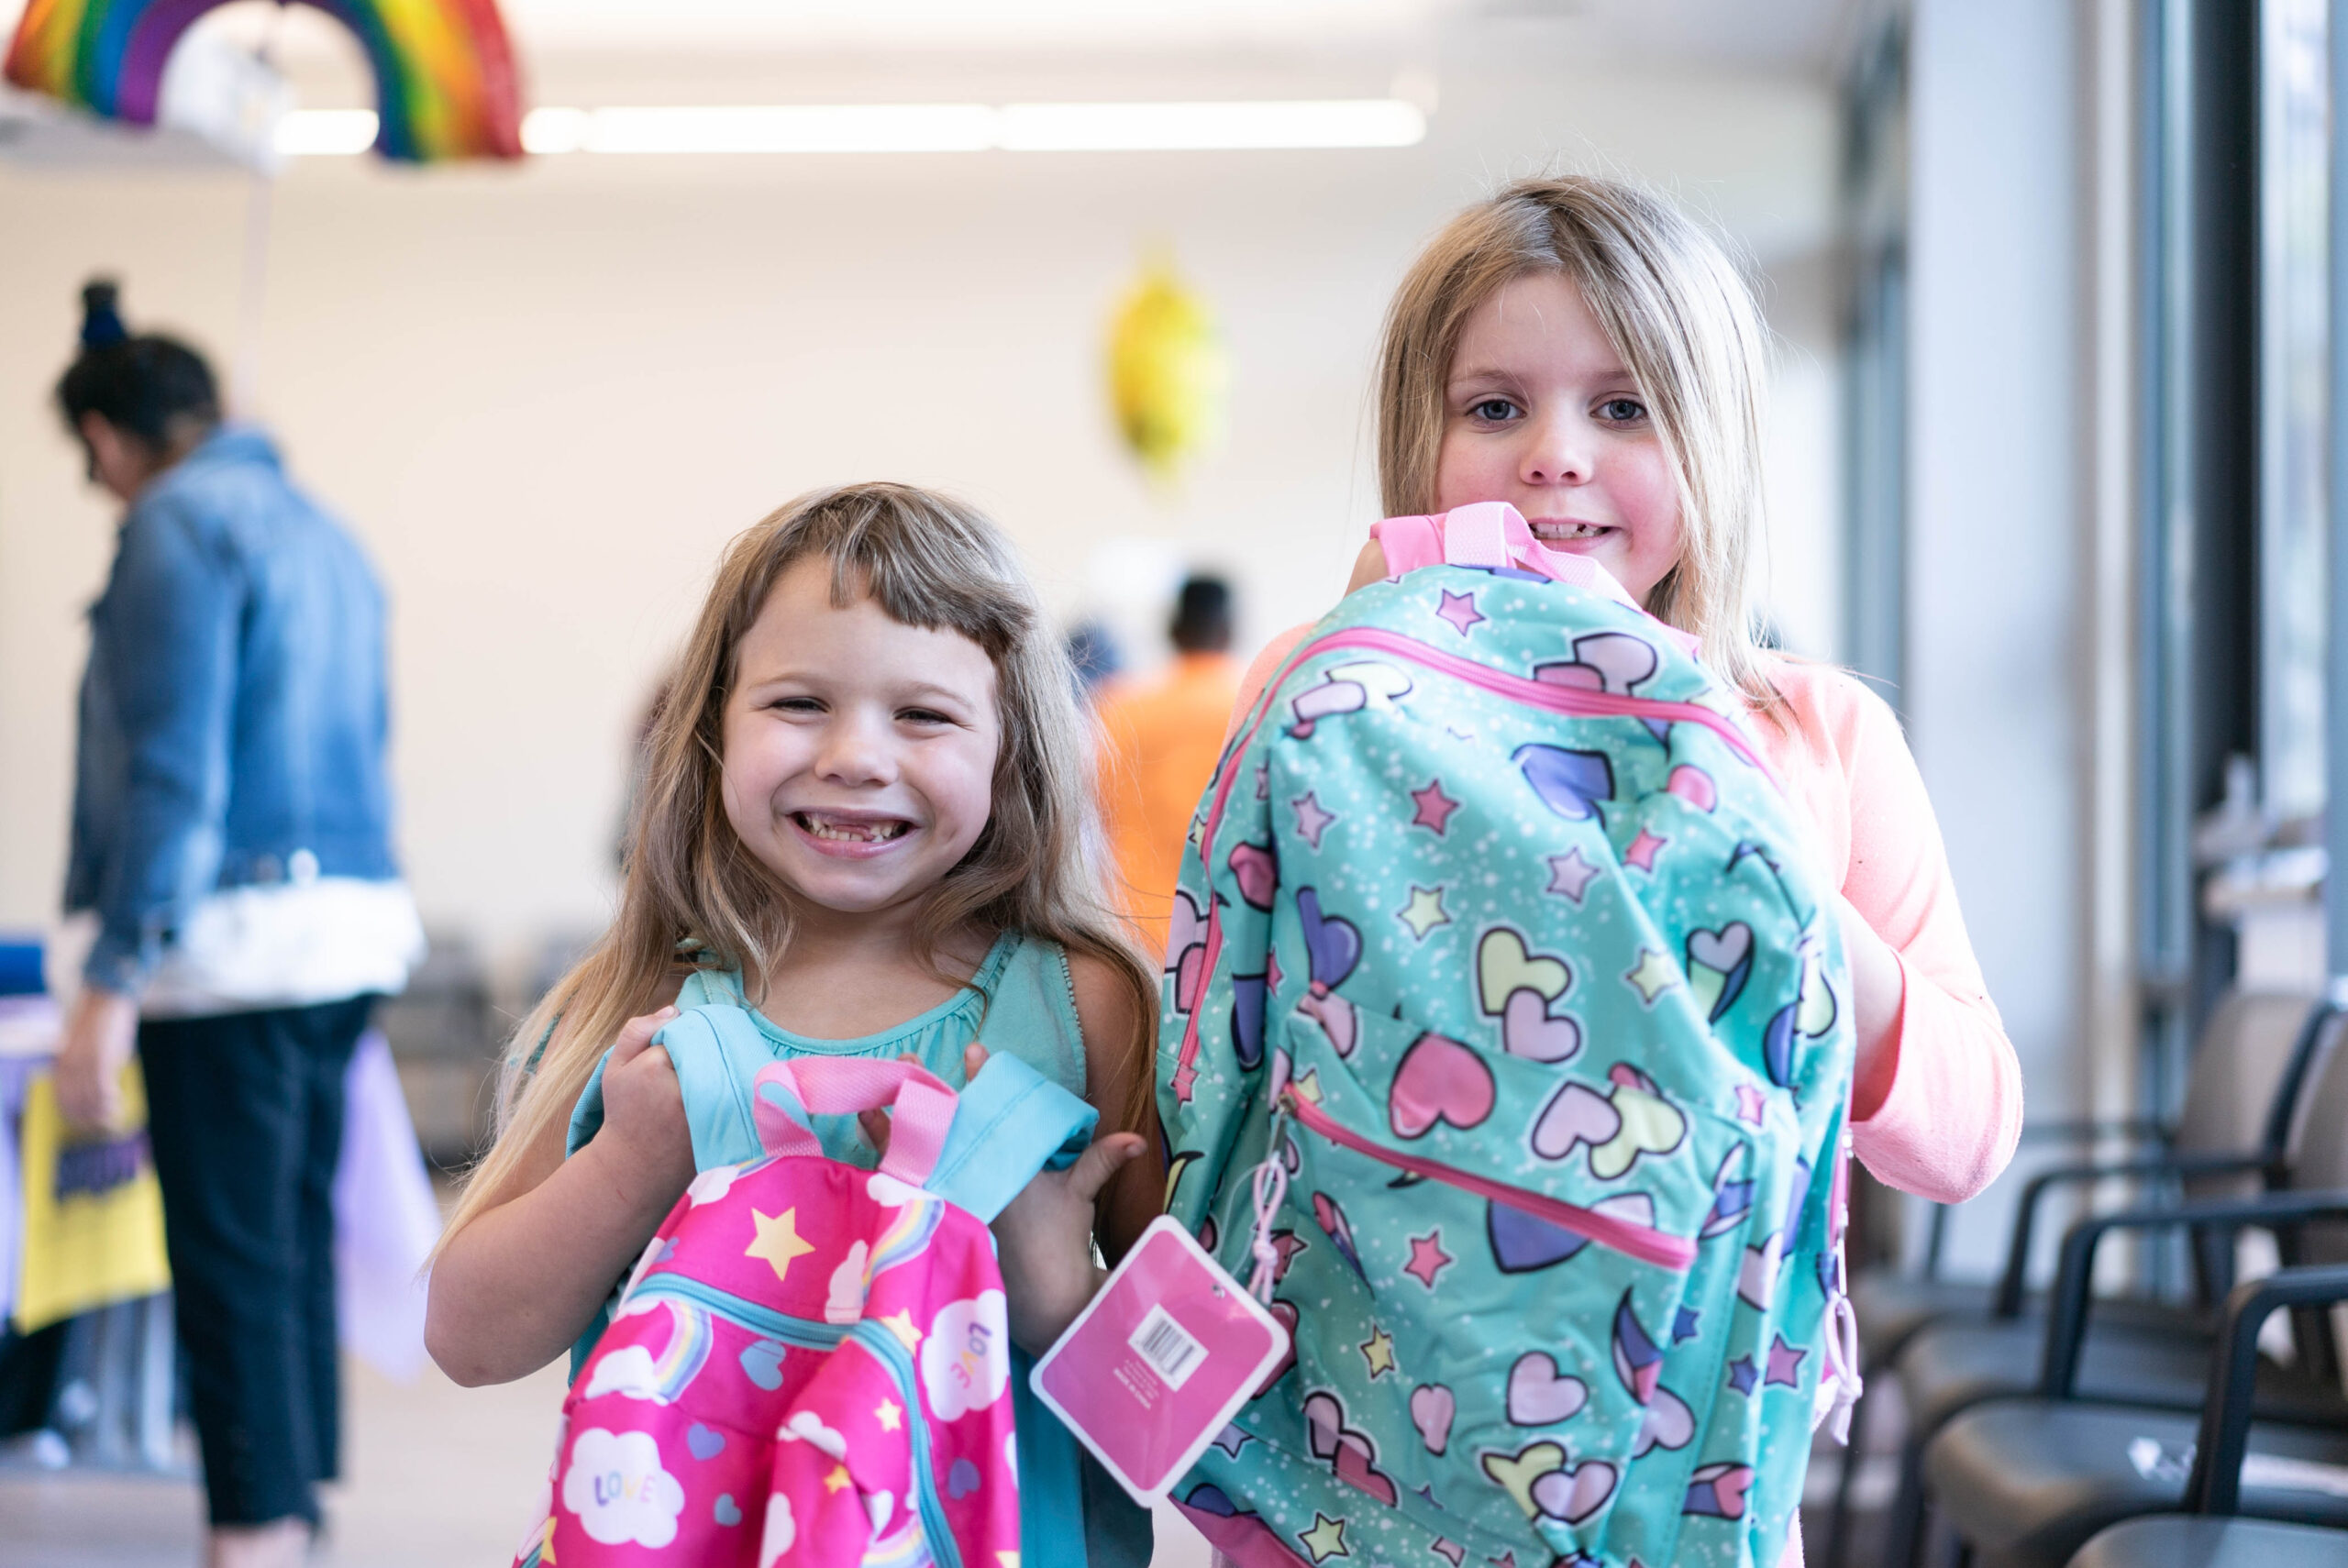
[80, 279, 128, 348]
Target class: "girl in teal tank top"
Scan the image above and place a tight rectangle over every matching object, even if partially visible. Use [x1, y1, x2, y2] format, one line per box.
[427, 487, 1164, 1568]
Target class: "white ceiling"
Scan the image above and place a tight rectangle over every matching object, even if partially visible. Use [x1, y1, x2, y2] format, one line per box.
[0, 0, 1866, 80]
[495, 0, 1437, 51]
[490, 0, 1857, 72]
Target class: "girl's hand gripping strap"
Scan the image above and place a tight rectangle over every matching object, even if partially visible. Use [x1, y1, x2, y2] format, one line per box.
[751, 1058, 958, 1188]
[921, 1055, 1096, 1224]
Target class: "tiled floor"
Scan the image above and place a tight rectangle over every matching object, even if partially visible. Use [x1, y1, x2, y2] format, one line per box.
[2, 1352, 1895, 1568]
[0, 1355, 1214, 1568]
[0, 1354, 569, 1567]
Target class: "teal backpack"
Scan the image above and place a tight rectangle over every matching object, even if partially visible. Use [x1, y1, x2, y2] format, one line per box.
[1157, 513, 1857, 1568]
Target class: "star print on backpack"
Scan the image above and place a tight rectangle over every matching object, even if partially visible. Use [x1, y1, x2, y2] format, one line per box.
[1159, 503, 1858, 1568]
[516, 1052, 1095, 1568]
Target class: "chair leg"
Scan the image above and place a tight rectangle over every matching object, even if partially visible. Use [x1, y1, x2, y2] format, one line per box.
[1883, 1430, 1932, 1568]
[1821, 1377, 1874, 1568]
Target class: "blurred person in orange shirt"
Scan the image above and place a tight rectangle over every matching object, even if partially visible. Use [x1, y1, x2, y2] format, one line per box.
[1095, 576, 1241, 953]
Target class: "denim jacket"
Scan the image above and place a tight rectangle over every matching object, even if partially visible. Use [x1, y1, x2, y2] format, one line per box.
[66, 427, 401, 995]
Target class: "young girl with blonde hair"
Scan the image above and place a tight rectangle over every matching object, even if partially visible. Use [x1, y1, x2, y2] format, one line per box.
[430, 483, 1161, 1567]
[1232, 176, 2022, 1562]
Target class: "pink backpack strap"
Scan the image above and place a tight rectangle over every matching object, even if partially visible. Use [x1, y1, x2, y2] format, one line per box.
[751, 1057, 957, 1187]
[1368, 513, 1445, 575]
[1434, 500, 1522, 567]
[1376, 502, 1579, 582]
[1369, 503, 1704, 659]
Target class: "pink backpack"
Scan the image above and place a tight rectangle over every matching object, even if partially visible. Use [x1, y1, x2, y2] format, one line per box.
[516, 1054, 1093, 1568]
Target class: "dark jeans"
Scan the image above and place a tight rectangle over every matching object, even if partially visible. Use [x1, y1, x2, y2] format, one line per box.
[138, 996, 373, 1527]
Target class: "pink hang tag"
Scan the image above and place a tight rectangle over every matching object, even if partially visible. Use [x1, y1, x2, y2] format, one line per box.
[1029, 1215, 1290, 1506]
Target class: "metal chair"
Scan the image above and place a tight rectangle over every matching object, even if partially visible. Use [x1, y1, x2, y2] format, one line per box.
[1911, 1029, 2348, 1565]
[1853, 986, 2329, 1362]
[1931, 1262, 2348, 1568]
[2069, 1516, 2348, 1568]
[1836, 988, 2348, 1567]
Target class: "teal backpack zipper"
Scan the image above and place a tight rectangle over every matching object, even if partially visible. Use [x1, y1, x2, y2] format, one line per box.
[626, 1275, 963, 1568]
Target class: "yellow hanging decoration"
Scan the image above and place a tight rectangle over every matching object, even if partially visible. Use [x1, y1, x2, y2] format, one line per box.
[1105, 251, 1227, 485]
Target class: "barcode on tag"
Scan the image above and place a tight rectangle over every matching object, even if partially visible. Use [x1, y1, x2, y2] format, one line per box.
[1127, 1304, 1206, 1390]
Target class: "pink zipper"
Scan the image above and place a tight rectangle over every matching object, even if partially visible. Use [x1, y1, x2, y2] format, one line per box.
[1168, 901, 1224, 1104]
[1171, 631, 1332, 1099]
[1171, 624, 1764, 1109]
[1284, 1092, 1698, 1272]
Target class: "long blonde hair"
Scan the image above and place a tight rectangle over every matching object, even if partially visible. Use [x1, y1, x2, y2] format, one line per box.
[445, 483, 1157, 1242]
[1376, 175, 1779, 709]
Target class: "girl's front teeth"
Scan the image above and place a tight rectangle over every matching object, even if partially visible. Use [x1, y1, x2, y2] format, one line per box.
[800, 815, 907, 843]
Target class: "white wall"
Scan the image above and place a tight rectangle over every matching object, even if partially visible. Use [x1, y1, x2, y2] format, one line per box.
[1907, 0, 2087, 1265]
[0, 55, 1840, 988]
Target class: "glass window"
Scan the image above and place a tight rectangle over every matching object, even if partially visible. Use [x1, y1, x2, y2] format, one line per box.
[2260, 0, 2328, 823]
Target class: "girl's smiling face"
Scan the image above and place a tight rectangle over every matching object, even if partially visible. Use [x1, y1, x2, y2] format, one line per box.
[722, 557, 1001, 925]
[1433, 270, 1685, 602]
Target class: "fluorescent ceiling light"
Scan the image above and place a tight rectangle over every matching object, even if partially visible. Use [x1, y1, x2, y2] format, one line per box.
[279, 99, 1425, 157]
[997, 99, 1424, 150]
[570, 104, 998, 154]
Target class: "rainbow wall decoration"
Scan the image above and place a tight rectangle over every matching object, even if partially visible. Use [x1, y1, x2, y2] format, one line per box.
[5, 0, 524, 161]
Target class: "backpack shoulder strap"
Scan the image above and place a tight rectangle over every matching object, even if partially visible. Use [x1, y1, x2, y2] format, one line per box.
[565, 999, 780, 1171]
[1369, 513, 1445, 574]
[925, 1053, 1098, 1223]
[674, 966, 744, 1009]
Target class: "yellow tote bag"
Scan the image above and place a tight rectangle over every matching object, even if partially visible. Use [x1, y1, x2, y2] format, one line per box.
[12, 1065, 171, 1332]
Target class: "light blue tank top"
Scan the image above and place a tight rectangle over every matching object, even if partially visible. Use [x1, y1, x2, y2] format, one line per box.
[564, 931, 1149, 1568]
[681, 927, 1088, 1110]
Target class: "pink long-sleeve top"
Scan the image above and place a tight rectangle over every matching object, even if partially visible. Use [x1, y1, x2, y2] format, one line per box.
[1229, 629, 2025, 1204]
[1748, 657, 2024, 1199]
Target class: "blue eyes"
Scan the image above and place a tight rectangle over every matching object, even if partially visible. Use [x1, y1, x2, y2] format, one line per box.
[1462, 397, 1646, 425]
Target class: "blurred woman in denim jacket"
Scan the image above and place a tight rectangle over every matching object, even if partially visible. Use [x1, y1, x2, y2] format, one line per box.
[48, 281, 421, 1568]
